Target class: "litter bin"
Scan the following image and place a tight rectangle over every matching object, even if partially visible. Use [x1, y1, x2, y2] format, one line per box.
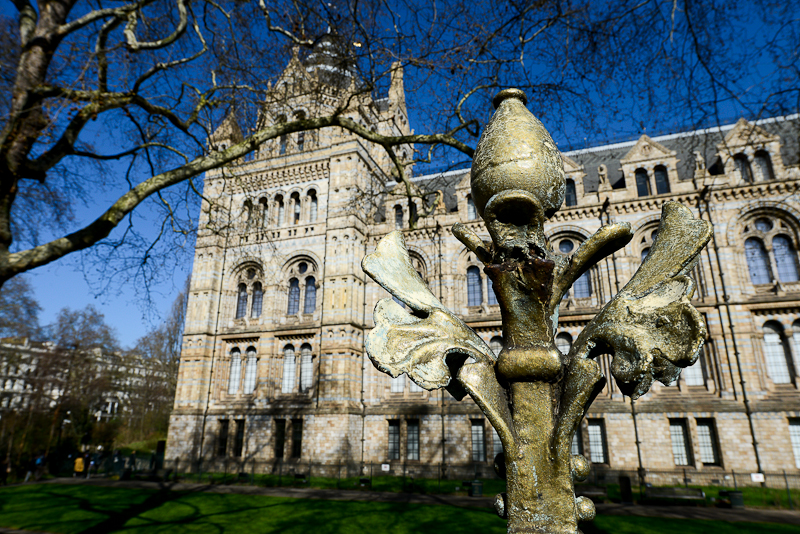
[725, 490, 744, 509]
[469, 480, 483, 497]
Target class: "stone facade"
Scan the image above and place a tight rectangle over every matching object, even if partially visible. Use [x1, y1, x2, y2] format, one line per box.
[166, 50, 800, 477]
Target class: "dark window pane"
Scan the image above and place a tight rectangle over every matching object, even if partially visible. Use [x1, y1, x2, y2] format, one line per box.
[467, 266, 483, 306]
[654, 166, 670, 194]
[635, 169, 650, 197]
[274, 419, 285, 459]
[233, 420, 245, 457]
[235, 283, 247, 319]
[217, 420, 229, 457]
[251, 283, 263, 318]
[735, 154, 752, 183]
[291, 419, 303, 458]
[574, 271, 592, 298]
[304, 276, 317, 313]
[288, 278, 300, 314]
[471, 420, 486, 462]
[487, 276, 497, 305]
[565, 179, 577, 206]
[388, 420, 400, 460]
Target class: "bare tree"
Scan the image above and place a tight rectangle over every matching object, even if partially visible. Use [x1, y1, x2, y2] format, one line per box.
[0, 0, 796, 289]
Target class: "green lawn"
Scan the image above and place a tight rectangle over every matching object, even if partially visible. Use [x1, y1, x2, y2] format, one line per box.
[0, 484, 795, 534]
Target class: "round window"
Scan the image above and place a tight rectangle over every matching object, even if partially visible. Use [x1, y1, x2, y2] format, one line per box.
[246, 268, 255, 279]
[559, 239, 574, 254]
[754, 218, 773, 232]
[298, 262, 308, 274]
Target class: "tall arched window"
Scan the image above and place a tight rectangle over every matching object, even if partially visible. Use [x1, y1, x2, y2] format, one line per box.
[281, 345, 296, 393]
[489, 336, 503, 356]
[635, 168, 650, 197]
[467, 266, 483, 306]
[654, 165, 670, 195]
[574, 272, 592, 299]
[291, 192, 301, 224]
[754, 150, 774, 182]
[734, 153, 752, 183]
[564, 179, 577, 207]
[243, 347, 257, 394]
[228, 348, 242, 394]
[276, 195, 285, 226]
[763, 323, 793, 384]
[259, 198, 269, 227]
[487, 276, 498, 306]
[467, 196, 477, 219]
[279, 135, 287, 155]
[773, 235, 799, 283]
[792, 321, 800, 374]
[251, 282, 263, 318]
[235, 283, 248, 319]
[309, 190, 318, 222]
[304, 276, 317, 313]
[555, 333, 573, 355]
[300, 344, 313, 391]
[287, 278, 300, 314]
[745, 237, 771, 285]
[394, 205, 403, 229]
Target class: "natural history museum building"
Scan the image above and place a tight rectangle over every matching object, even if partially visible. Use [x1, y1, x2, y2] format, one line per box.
[166, 48, 800, 480]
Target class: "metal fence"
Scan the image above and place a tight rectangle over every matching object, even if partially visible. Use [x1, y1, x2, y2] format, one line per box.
[585, 466, 800, 491]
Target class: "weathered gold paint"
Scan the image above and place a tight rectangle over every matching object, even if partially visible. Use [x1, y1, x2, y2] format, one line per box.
[361, 89, 712, 533]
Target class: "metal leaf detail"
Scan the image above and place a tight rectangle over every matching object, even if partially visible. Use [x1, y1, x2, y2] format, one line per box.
[362, 231, 496, 398]
[572, 202, 712, 399]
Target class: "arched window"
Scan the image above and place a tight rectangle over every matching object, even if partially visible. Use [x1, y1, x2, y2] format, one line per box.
[259, 198, 269, 227]
[763, 323, 793, 384]
[394, 205, 403, 229]
[467, 266, 483, 306]
[773, 235, 799, 283]
[235, 283, 248, 319]
[251, 282, 263, 318]
[228, 348, 242, 394]
[641, 248, 650, 262]
[304, 276, 317, 313]
[635, 168, 650, 197]
[745, 237, 771, 285]
[754, 150, 774, 182]
[487, 276, 498, 306]
[281, 345, 296, 392]
[564, 179, 577, 207]
[242, 200, 253, 230]
[555, 333, 572, 355]
[276, 195, 285, 226]
[489, 336, 504, 356]
[300, 344, 313, 391]
[792, 321, 800, 373]
[654, 165, 670, 195]
[243, 347, 257, 394]
[574, 272, 592, 299]
[309, 190, 318, 222]
[279, 135, 287, 155]
[734, 153, 752, 183]
[287, 278, 300, 314]
[291, 192, 301, 224]
[467, 196, 477, 219]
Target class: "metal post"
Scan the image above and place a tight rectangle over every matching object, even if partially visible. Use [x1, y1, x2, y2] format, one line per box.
[733, 470, 737, 489]
[785, 470, 794, 510]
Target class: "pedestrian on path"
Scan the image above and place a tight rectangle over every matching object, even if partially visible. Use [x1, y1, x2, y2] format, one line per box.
[73, 456, 84, 478]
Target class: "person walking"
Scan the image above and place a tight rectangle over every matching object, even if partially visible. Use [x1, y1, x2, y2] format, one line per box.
[73, 455, 84, 478]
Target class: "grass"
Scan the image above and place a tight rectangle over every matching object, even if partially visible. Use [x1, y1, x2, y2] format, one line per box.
[0, 484, 796, 534]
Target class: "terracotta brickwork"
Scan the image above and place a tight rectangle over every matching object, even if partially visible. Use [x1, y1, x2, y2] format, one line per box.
[166, 50, 800, 476]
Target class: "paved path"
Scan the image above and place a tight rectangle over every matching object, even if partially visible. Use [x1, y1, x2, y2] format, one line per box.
[2, 477, 797, 530]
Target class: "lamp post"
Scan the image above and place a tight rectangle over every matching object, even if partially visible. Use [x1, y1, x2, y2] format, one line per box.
[361, 89, 712, 533]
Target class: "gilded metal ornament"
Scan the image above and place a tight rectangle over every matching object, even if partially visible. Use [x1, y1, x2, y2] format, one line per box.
[362, 89, 712, 534]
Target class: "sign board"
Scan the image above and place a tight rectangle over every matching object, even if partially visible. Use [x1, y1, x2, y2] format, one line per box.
[381, 464, 390, 472]
[750, 472, 765, 482]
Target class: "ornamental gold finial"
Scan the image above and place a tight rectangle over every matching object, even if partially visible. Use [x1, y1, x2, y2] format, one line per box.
[362, 89, 712, 534]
